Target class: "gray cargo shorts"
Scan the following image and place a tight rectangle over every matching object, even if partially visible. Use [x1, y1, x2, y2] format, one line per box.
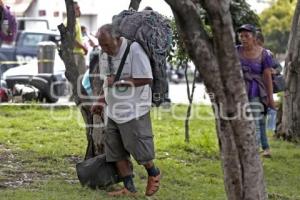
[104, 112, 155, 165]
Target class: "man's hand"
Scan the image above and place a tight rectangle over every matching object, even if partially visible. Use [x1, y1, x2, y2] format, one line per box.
[90, 104, 104, 115]
[271, 68, 277, 75]
[106, 75, 115, 87]
[267, 97, 276, 110]
[0, 0, 3, 7]
[83, 46, 88, 55]
[90, 97, 106, 115]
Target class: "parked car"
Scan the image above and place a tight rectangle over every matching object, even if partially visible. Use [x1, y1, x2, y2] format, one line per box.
[2, 51, 67, 103]
[0, 29, 60, 72]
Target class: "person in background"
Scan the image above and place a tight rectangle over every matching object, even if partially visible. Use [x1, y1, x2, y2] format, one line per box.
[0, 0, 17, 45]
[236, 24, 274, 158]
[81, 25, 97, 68]
[256, 31, 281, 134]
[70, 1, 88, 75]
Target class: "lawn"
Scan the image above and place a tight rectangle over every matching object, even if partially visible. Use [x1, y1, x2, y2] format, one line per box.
[0, 104, 300, 200]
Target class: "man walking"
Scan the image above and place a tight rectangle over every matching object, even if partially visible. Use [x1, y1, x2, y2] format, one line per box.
[91, 24, 161, 197]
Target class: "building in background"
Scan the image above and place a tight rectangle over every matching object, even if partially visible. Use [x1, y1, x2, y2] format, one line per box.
[5, 0, 100, 32]
[5, 0, 274, 32]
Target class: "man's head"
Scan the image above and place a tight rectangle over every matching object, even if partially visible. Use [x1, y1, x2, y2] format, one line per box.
[97, 24, 122, 56]
[73, 1, 81, 18]
[81, 25, 87, 36]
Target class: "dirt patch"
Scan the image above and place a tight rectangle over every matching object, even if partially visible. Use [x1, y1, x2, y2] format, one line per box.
[0, 144, 40, 188]
[65, 155, 82, 164]
[0, 145, 80, 189]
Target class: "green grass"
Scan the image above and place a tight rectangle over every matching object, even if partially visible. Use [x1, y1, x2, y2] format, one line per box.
[0, 104, 300, 200]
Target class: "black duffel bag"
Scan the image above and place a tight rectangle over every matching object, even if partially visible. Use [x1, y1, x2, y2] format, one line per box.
[76, 154, 121, 189]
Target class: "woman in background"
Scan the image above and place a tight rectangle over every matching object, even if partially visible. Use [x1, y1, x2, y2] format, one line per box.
[0, 0, 17, 44]
[236, 24, 275, 157]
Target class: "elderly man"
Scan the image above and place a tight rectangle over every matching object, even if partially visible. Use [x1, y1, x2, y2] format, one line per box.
[91, 24, 161, 197]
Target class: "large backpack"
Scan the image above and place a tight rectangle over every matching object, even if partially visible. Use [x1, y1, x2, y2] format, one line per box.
[112, 9, 172, 106]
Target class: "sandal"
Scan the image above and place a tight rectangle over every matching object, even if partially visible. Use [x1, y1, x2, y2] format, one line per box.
[145, 173, 161, 196]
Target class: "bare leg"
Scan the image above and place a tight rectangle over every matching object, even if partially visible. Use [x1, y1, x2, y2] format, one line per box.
[116, 159, 132, 177]
[113, 159, 136, 193]
[143, 161, 154, 169]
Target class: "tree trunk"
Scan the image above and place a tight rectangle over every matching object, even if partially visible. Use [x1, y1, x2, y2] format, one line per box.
[282, 0, 300, 142]
[164, 0, 266, 199]
[58, 0, 104, 156]
[184, 61, 197, 143]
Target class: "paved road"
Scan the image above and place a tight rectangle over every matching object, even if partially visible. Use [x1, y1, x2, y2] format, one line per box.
[1, 83, 211, 106]
[56, 83, 212, 105]
[168, 83, 211, 105]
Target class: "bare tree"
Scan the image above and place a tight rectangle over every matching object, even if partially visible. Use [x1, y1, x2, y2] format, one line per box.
[164, 0, 266, 199]
[184, 60, 197, 143]
[280, 0, 300, 142]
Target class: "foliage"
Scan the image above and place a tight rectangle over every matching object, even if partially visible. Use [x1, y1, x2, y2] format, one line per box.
[259, 0, 296, 54]
[168, 0, 259, 64]
[0, 105, 300, 199]
[230, 0, 260, 28]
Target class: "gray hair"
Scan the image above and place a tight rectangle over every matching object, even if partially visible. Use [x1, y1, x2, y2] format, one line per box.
[98, 24, 121, 39]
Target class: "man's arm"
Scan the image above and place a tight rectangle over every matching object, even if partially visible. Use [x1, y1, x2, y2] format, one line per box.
[106, 75, 152, 87]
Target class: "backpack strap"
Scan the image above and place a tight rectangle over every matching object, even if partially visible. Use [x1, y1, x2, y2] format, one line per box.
[0, 7, 4, 29]
[113, 40, 132, 83]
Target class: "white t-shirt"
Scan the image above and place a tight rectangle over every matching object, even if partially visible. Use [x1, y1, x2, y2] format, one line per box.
[99, 37, 153, 124]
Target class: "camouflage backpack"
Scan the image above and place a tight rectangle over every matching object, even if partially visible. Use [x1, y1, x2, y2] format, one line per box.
[112, 9, 172, 106]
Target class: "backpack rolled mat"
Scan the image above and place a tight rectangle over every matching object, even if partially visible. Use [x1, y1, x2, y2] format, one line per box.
[112, 9, 172, 106]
